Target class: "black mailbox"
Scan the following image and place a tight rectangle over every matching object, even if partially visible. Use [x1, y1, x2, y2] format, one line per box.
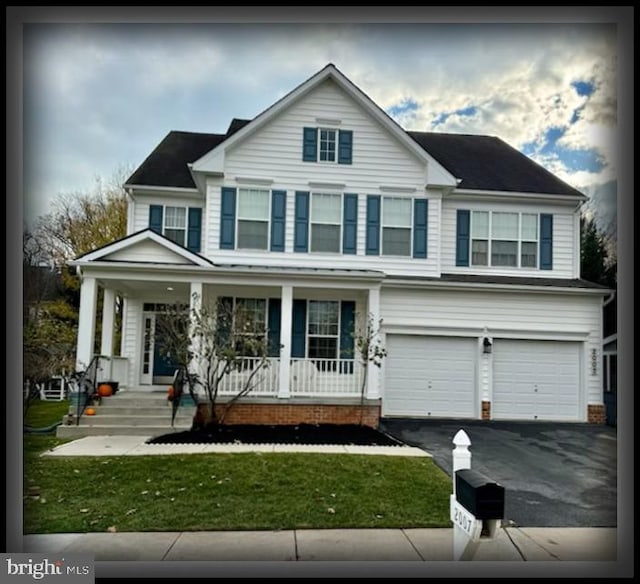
[455, 469, 505, 520]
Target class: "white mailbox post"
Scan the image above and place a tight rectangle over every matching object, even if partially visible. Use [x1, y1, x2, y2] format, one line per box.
[450, 429, 505, 561]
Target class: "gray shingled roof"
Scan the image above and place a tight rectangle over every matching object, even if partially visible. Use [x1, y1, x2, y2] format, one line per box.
[125, 119, 583, 197]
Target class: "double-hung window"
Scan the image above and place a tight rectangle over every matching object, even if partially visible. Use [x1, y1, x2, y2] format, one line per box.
[319, 129, 337, 162]
[310, 193, 341, 253]
[469, 211, 539, 268]
[164, 207, 187, 246]
[382, 197, 412, 256]
[520, 214, 538, 267]
[237, 188, 269, 250]
[491, 212, 519, 267]
[307, 300, 340, 360]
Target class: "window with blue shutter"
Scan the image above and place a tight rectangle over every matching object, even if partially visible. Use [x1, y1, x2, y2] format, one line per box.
[267, 298, 281, 357]
[540, 213, 553, 270]
[365, 195, 381, 255]
[338, 130, 353, 165]
[220, 187, 236, 250]
[413, 199, 428, 259]
[339, 301, 355, 374]
[342, 193, 358, 254]
[291, 299, 307, 358]
[270, 190, 286, 252]
[456, 209, 470, 266]
[149, 205, 163, 234]
[187, 207, 202, 253]
[216, 296, 233, 345]
[303, 127, 318, 162]
[294, 191, 310, 253]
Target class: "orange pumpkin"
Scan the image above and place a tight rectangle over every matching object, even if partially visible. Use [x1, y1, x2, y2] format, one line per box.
[85, 407, 96, 416]
[167, 386, 175, 401]
[98, 384, 113, 397]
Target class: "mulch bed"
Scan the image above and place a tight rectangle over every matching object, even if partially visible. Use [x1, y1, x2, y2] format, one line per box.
[146, 424, 405, 446]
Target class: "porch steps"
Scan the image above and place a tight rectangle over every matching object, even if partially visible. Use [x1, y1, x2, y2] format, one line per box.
[56, 391, 197, 439]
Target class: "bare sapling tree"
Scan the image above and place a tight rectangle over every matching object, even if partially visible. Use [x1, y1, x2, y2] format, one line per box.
[352, 313, 387, 425]
[154, 293, 272, 429]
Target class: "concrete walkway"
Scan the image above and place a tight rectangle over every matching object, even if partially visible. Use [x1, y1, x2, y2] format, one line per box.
[23, 527, 616, 561]
[42, 435, 430, 457]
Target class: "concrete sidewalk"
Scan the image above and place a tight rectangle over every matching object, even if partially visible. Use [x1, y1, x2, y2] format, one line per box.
[42, 435, 430, 457]
[23, 527, 616, 561]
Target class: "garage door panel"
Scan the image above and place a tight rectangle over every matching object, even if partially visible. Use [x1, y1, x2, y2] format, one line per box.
[384, 335, 476, 418]
[493, 340, 580, 421]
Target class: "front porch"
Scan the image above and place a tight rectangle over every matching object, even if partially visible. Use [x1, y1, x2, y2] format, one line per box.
[72, 250, 385, 417]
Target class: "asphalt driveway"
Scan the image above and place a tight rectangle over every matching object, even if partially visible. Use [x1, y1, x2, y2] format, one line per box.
[379, 419, 617, 527]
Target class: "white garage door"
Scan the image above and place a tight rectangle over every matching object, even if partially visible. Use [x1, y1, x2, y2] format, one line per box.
[492, 340, 581, 421]
[384, 335, 477, 418]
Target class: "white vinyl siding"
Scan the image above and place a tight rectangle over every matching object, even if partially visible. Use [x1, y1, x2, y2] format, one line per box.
[102, 240, 193, 264]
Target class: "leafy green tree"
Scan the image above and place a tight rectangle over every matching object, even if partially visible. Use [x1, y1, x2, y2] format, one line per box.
[581, 215, 617, 288]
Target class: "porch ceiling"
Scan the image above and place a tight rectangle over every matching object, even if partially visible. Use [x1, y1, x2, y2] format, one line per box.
[99, 278, 191, 299]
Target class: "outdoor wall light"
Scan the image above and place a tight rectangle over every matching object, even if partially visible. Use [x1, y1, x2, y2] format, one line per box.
[483, 337, 493, 354]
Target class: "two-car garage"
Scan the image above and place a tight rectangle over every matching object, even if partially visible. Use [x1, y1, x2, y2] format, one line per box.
[383, 334, 582, 421]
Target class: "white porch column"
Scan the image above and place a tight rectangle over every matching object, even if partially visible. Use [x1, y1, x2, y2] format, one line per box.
[76, 276, 98, 370]
[278, 286, 293, 398]
[189, 282, 203, 379]
[100, 287, 116, 357]
[366, 286, 381, 399]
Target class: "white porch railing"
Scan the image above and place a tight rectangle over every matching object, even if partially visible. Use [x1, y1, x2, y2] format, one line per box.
[212, 357, 363, 398]
[218, 357, 279, 396]
[290, 358, 362, 397]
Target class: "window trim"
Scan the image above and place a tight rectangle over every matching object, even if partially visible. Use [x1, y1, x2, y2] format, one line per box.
[235, 187, 271, 251]
[318, 127, 338, 164]
[163, 206, 187, 247]
[310, 192, 343, 254]
[470, 211, 540, 269]
[381, 196, 413, 257]
[306, 299, 341, 360]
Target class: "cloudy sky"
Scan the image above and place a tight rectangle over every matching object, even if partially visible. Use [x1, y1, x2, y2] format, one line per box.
[22, 21, 618, 235]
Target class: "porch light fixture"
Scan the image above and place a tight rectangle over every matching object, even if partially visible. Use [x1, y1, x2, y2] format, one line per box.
[483, 337, 493, 354]
[167, 286, 174, 291]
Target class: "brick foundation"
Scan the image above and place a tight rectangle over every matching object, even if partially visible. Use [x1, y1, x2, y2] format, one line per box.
[587, 404, 606, 424]
[194, 402, 381, 428]
[481, 400, 491, 420]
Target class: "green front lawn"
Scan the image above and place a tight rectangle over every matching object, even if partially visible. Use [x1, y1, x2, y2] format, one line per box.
[24, 446, 451, 533]
[24, 400, 452, 533]
[24, 399, 69, 429]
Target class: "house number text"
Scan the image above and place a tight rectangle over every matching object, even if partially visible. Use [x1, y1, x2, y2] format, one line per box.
[591, 348, 598, 376]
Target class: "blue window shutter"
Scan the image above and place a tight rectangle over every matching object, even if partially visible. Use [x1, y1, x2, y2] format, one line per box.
[338, 130, 353, 165]
[365, 195, 381, 255]
[187, 207, 202, 252]
[270, 190, 286, 252]
[303, 127, 318, 162]
[456, 209, 470, 266]
[413, 199, 428, 259]
[540, 213, 553, 270]
[291, 299, 307, 358]
[340, 301, 355, 374]
[294, 191, 309, 253]
[268, 298, 281, 357]
[216, 296, 233, 346]
[343, 193, 358, 254]
[220, 187, 236, 250]
[149, 205, 163, 234]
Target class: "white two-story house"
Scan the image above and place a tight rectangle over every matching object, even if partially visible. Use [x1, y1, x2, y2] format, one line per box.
[71, 64, 609, 425]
